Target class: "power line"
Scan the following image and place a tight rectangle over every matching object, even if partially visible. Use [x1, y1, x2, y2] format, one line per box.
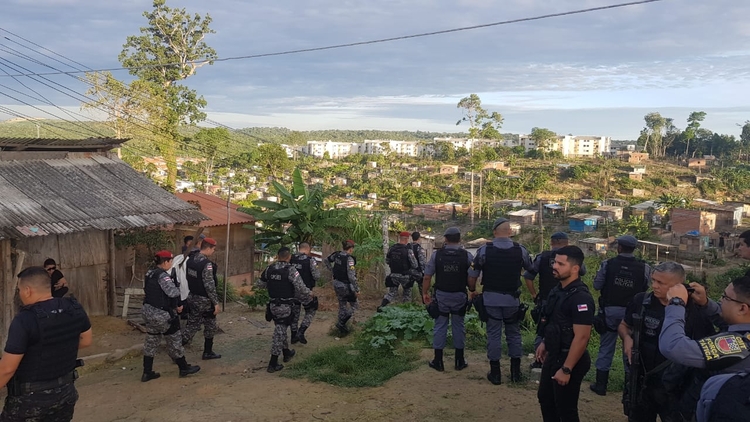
[0, 0, 665, 77]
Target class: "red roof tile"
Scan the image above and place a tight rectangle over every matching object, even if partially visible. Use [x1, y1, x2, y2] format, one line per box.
[176, 192, 255, 228]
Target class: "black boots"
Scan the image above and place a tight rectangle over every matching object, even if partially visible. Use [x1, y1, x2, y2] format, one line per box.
[176, 356, 201, 377]
[429, 349, 444, 372]
[282, 348, 296, 363]
[291, 329, 299, 344]
[487, 360, 501, 385]
[141, 356, 160, 382]
[267, 354, 284, 373]
[590, 369, 609, 396]
[336, 315, 351, 335]
[377, 298, 389, 312]
[202, 338, 221, 360]
[510, 358, 522, 383]
[297, 326, 308, 344]
[455, 349, 468, 371]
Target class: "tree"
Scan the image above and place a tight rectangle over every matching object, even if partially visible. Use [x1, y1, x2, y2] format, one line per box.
[655, 193, 691, 216]
[189, 127, 229, 191]
[81, 72, 153, 140]
[256, 143, 292, 178]
[455, 94, 504, 224]
[684, 111, 706, 156]
[529, 127, 557, 160]
[643, 112, 667, 158]
[119, 0, 217, 189]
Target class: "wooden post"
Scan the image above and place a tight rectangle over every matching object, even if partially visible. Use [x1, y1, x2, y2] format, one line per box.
[223, 185, 231, 312]
[538, 201, 544, 252]
[382, 213, 390, 278]
[1, 240, 13, 344]
[108, 230, 117, 316]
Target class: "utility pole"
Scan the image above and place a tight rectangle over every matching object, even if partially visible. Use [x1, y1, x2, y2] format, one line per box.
[478, 171, 483, 222]
[223, 184, 231, 312]
[538, 200, 544, 252]
[382, 213, 391, 278]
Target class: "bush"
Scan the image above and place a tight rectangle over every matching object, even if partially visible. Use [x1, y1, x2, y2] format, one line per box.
[244, 288, 270, 310]
[216, 276, 239, 302]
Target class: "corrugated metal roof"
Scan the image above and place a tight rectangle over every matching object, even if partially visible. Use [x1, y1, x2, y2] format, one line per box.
[0, 155, 207, 239]
[176, 192, 255, 228]
[0, 137, 126, 151]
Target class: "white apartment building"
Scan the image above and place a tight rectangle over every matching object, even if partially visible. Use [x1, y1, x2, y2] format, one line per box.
[559, 136, 611, 157]
[305, 141, 360, 158]
[361, 140, 420, 157]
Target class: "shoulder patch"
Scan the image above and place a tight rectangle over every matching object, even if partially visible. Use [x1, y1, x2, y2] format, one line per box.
[577, 304, 589, 312]
[698, 333, 749, 362]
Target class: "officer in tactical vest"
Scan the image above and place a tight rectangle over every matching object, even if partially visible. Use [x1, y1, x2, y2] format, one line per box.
[0, 267, 92, 421]
[423, 227, 475, 371]
[738, 230, 750, 278]
[468, 217, 534, 385]
[618, 262, 719, 421]
[257, 247, 316, 373]
[535, 246, 595, 422]
[591, 235, 651, 395]
[182, 237, 222, 360]
[411, 231, 427, 302]
[525, 232, 588, 357]
[326, 240, 358, 335]
[289, 242, 320, 344]
[379, 231, 420, 311]
[660, 276, 750, 422]
[141, 251, 200, 382]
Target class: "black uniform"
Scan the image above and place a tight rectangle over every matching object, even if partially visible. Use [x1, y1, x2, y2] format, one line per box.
[2, 298, 90, 422]
[537, 279, 595, 422]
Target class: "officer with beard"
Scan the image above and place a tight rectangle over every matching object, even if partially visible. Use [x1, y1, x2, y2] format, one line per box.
[182, 237, 222, 360]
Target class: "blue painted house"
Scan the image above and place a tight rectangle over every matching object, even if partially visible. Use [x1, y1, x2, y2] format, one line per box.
[569, 213, 600, 232]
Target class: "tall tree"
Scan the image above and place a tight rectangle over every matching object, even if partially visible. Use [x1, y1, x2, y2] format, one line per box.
[81, 72, 152, 140]
[643, 112, 667, 158]
[684, 111, 707, 156]
[256, 143, 292, 179]
[455, 94, 504, 224]
[119, 0, 217, 190]
[529, 127, 557, 160]
[189, 127, 229, 191]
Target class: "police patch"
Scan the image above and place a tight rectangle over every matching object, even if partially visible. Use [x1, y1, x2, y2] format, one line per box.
[698, 334, 749, 362]
[577, 304, 588, 312]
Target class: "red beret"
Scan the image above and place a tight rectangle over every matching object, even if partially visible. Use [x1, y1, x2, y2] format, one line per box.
[399, 231, 411, 237]
[155, 250, 173, 259]
[203, 237, 217, 246]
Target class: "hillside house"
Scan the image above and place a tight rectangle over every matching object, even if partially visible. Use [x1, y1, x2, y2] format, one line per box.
[310, 177, 325, 185]
[704, 204, 743, 231]
[605, 198, 630, 208]
[439, 164, 459, 175]
[630, 165, 647, 174]
[573, 199, 602, 208]
[670, 208, 716, 235]
[494, 199, 523, 209]
[725, 201, 750, 218]
[367, 193, 378, 200]
[679, 233, 709, 255]
[332, 177, 348, 186]
[411, 181, 422, 188]
[687, 158, 709, 170]
[628, 172, 644, 181]
[412, 203, 465, 220]
[621, 188, 647, 198]
[483, 161, 507, 172]
[578, 237, 610, 255]
[592, 206, 624, 221]
[508, 209, 538, 226]
[631, 200, 661, 217]
[619, 152, 649, 164]
[569, 214, 600, 232]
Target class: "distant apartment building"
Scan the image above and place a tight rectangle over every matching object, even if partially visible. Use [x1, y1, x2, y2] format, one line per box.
[305, 141, 360, 158]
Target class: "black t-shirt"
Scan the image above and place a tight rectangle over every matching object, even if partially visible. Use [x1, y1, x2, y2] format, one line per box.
[4, 298, 92, 355]
[50, 270, 64, 288]
[625, 292, 666, 369]
[554, 279, 595, 327]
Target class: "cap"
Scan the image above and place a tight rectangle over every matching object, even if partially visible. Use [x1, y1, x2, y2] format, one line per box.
[444, 227, 460, 236]
[616, 235, 638, 248]
[398, 231, 411, 237]
[492, 217, 509, 230]
[346, 239, 356, 246]
[550, 232, 569, 240]
[202, 237, 217, 246]
[155, 250, 173, 259]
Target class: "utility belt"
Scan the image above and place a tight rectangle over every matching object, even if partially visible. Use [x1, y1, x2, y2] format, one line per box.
[8, 366, 80, 397]
[482, 289, 521, 298]
[270, 297, 297, 306]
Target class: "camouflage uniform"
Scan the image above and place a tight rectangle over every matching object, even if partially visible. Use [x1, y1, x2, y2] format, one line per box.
[182, 254, 219, 344]
[290, 254, 321, 333]
[384, 246, 419, 303]
[256, 262, 313, 356]
[411, 242, 427, 300]
[0, 383, 78, 422]
[142, 270, 184, 359]
[327, 252, 359, 326]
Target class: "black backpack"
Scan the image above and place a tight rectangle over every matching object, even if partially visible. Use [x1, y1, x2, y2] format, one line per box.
[699, 371, 750, 422]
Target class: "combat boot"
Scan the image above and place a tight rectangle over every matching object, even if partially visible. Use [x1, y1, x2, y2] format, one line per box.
[297, 326, 308, 345]
[282, 348, 296, 363]
[510, 358, 522, 383]
[291, 329, 300, 344]
[141, 356, 161, 382]
[336, 315, 351, 335]
[428, 349, 444, 372]
[267, 355, 284, 373]
[377, 298, 389, 312]
[589, 370, 609, 396]
[487, 360, 501, 385]
[202, 338, 221, 360]
[455, 349, 468, 371]
[175, 357, 200, 377]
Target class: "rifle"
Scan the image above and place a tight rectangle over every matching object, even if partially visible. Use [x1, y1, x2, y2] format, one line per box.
[626, 311, 644, 416]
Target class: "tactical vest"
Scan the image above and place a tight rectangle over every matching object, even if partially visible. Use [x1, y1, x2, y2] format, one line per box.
[604, 255, 647, 307]
[266, 265, 295, 299]
[13, 298, 86, 383]
[388, 244, 411, 274]
[631, 293, 666, 370]
[434, 248, 470, 293]
[332, 252, 353, 283]
[701, 371, 750, 422]
[290, 253, 314, 289]
[541, 284, 591, 353]
[480, 243, 523, 294]
[143, 269, 171, 310]
[186, 256, 211, 297]
[536, 250, 558, 300]
[412, 243, 424, 270]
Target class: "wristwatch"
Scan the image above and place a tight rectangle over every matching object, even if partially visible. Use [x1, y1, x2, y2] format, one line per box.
[561, 366, 572, 375]
[669, 297, 686, 307]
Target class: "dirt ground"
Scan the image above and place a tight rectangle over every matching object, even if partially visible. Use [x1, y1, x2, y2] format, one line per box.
[60, 292, 630, 422]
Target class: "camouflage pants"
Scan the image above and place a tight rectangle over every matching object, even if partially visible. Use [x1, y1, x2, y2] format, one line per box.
[333, 280, 358, 325]
[142, 305, 184, 359]
[270, 303, 291, 356]
[384, 274, 413, 303]
[182, 295, 217, 344]
[290, 300, 317, 332]
[0, 383, 77, 422]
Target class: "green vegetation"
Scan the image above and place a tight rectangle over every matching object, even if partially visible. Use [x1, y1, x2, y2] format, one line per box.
[243, 288, 269, 310]
[216, 276, 239, 302]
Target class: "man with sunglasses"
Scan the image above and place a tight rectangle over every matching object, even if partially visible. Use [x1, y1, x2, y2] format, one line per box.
[43, 259, 68, 298]
[659, 276, 750, 421]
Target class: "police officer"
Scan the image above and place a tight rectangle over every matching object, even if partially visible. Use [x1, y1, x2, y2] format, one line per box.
[535, 246, 595, 422]
[289, 242, 320, 344]
[327, 240, 358, 335]
[411, 231, 427, 302]
[379, 231, 420, 311]
[257, 247, 315, 373]
[737, 230, 750, 277]
[590, 235, 651, 395]
[659, 276, 750, 422]
[618, 262, 719, 421]
[141, 251, 200, 382]
[0, 267, 92, 421]
[468, 217, 534, 384]
[525, 232, 587, 356]
[182, 237, 222, 360]
[423, 227, 475, 371]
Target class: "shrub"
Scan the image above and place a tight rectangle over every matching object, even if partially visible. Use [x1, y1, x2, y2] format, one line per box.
[244, 288, 270, 310]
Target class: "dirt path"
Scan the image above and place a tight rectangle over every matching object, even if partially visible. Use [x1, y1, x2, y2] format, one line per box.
[70, 303, 627, 422]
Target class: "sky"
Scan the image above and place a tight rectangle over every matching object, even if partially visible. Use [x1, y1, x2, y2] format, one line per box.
[1, 0, 749, 139]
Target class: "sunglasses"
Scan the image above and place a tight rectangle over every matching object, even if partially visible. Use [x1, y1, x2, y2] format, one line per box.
[45, 267, 56, 272]
[721, 294, 750, 307]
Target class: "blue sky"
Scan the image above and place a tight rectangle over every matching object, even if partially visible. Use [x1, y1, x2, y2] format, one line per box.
[1, 0, 749, 139]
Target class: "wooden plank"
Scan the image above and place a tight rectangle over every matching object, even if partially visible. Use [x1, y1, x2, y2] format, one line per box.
[107, 230, 116, 316]
[1, 240, 13, 346]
